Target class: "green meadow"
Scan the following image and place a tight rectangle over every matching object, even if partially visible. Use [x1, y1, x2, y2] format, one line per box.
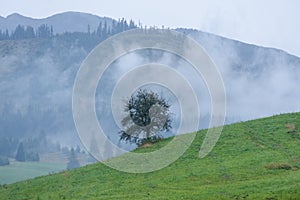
[0, 113, 299, 199]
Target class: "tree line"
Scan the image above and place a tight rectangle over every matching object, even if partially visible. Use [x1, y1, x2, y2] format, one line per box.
[0, 133, 84, 168]
[0, 24, 54, 40]
[0, 18, 138, 41]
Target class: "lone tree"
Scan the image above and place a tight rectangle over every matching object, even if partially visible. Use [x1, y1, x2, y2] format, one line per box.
[119, 89, 172, 146]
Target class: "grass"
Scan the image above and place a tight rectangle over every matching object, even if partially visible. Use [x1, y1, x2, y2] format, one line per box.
[0, 112, 300, 199]
[0, 162, 66, 185]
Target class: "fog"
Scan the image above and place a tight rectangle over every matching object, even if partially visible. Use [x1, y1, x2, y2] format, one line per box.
[0, 29, 299, 149]
[0, 39, 88, 146]
[188, 30, 300, 121]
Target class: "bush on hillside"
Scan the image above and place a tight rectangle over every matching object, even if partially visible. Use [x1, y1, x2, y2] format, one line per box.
[265, 163, 292, 170]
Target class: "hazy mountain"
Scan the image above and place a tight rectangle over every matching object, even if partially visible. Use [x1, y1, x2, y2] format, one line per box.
[183, 28, 300, 120]
[0, 12, 114, 34]
[0, 12, 299, 149]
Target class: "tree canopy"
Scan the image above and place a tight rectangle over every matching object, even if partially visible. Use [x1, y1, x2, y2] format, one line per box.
[119, 89, 172, 146]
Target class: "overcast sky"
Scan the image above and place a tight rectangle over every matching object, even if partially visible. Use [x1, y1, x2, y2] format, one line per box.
[0, 0, 299, 57]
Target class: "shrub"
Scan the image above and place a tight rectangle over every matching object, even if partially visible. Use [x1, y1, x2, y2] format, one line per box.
[285, 123, 297, 134]
[265, 163, 292, 170]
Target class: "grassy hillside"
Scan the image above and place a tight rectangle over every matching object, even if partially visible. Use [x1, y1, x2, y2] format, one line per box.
[0, 113, 299, 199]
[0, 162, 66, 185]
[0, 149, 91, 185]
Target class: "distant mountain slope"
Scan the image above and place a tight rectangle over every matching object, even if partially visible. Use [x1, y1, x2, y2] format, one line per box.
[0, 12, 114, 33]
[0, 113, 299, 199]
[183, 28, 300, 120]
[0, 24, 300, 147]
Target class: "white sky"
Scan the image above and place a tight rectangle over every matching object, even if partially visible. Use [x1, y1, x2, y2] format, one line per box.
[0, 0, 299, 57]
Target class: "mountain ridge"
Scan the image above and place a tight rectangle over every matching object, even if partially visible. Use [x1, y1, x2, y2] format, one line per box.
[1, 12, 300, 59]
[0, 12, 114, 34]
[176, 28, 300, 59]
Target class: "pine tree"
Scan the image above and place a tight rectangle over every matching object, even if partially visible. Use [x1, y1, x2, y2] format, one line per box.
[87, 24, 91, 35]
[88, 134, 100, 162]
[50, 25, 54, 37]
[15, 142, 26, 162]
[75, 145, 81, 154]
[37, 24, 51, 38]
[25, 26, 35, 39]
[12, 25, 25, 40]
[66, 148, 80, 170]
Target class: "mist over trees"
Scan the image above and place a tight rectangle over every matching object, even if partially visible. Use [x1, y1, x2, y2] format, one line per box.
[0, 17, 140, 164]
[0, 137, 19, 158]
[0, 156, 9, 166]
[0, 13, 299, 170]
[15, 142, 40, 162]
[0, 130, 83, 165]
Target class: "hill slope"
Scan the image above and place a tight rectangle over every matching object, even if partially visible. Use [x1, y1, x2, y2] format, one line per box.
[0, 113, 299, 199]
